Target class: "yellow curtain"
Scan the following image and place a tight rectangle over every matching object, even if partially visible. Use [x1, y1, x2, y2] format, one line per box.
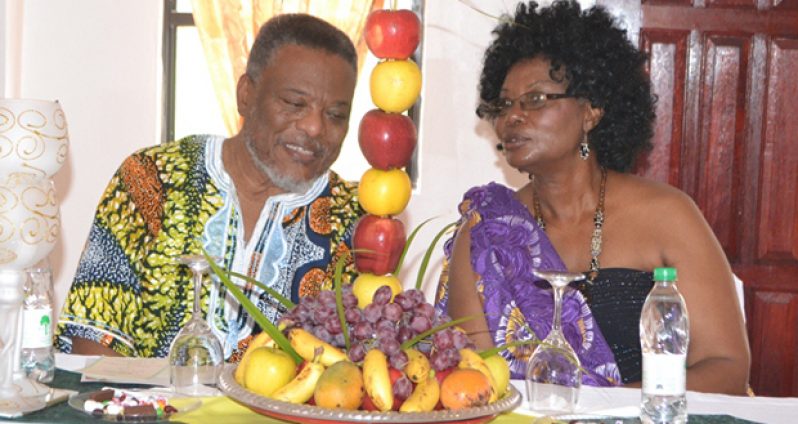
[192, 0, 384, 136]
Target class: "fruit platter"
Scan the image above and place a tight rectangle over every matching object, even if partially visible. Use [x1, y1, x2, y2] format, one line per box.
[217, 284, 522, 423]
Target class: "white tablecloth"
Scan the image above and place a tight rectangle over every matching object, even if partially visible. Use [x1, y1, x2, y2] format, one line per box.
[511, 380, 798, 423]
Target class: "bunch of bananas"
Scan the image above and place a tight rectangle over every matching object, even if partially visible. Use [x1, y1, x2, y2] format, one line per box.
[234, 327, 510, 412]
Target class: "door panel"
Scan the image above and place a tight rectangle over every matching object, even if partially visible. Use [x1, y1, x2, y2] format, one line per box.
[637, 1, 798, 396]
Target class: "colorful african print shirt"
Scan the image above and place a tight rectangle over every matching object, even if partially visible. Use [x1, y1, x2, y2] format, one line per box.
[435, 182, 621, 386]
[56, 135, 361, 358]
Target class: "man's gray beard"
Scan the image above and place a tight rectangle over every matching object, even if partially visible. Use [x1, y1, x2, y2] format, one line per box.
[244, 135, 316, 194]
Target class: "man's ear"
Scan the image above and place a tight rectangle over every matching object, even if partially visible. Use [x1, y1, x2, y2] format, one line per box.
[236, 74, 255, 117]
[583, 102, 604, 133]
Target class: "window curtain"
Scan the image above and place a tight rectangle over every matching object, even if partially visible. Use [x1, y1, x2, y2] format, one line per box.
[191, 0, 384, 136]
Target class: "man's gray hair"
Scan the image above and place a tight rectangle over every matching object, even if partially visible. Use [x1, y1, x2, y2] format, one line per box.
[246, 13, 358, 81]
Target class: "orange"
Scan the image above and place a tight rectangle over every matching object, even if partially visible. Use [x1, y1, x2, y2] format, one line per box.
[439, 368, 493, 410]
[358, 168, 412, 216]
[370, 59, 422, 113]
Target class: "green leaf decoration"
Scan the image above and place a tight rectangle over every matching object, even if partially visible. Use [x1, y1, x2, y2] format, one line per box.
[478, 340, 539, 359]
[225, 270, 295, 310]
[333, 252, 352, 351]
[415, 222, 457, 290]
[394, 217, 437, 276]
[202, 250, 302, 365]
[400, 314, 480, 350]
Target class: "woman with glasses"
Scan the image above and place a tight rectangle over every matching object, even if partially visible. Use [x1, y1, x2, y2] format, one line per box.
[435, 0, 749, 394]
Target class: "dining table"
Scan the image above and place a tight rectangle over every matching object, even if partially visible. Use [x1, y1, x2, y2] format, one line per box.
[2, 355, 796, 424]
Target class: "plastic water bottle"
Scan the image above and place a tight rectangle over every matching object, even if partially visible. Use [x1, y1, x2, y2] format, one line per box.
[20, 260, 55, 383]
[640, 267, 689, 424]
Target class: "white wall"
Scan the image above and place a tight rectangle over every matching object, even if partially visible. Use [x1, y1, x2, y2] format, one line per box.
[7, 0, 610, 310]
[14, 0, 162, 310]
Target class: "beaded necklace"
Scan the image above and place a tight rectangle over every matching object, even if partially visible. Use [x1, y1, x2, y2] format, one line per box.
[532, 167, 607, 282]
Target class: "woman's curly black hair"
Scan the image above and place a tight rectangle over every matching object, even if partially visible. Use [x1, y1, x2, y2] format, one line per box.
[478, 0, 655, 172]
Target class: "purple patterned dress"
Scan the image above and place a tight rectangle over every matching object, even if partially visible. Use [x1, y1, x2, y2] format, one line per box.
[435, 182, 622, 386]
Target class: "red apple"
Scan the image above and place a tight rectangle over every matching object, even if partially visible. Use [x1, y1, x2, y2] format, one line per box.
[365, 9, 421, 59]
[359, 109, 417, 170]
[361, 394, 378, 411]
[353, 215, 407, 275]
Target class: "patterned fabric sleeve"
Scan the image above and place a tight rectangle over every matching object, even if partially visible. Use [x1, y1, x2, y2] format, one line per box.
[55, 151, 160, 357]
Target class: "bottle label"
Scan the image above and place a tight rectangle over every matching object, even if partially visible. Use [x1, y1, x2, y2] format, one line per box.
[21, 307, 53, 349]
[642, 352, 686, 396]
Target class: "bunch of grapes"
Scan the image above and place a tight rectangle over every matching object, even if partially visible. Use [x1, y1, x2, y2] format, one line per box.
[278, 285, 475, 400]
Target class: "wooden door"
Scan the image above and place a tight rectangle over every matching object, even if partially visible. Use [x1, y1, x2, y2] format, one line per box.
[631, 0, 798, 396]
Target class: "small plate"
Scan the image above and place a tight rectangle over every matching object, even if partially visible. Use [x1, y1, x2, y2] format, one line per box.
[68, 389, 202, 423]
[218, 364, 522, 424]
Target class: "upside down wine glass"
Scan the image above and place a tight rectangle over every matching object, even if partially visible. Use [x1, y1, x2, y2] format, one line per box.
[168, 255, 224, 396]
[526, 270, 584, 414]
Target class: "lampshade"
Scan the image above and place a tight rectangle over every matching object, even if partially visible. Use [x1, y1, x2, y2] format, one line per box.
[0, 98, 69, 179]
[0, 174, 59, 270]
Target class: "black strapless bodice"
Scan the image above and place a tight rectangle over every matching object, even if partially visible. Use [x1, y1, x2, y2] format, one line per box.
[576, 268, 653, 384]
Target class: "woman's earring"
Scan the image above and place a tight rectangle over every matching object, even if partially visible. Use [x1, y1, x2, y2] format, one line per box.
[496, 143, 504, 151]
[579, 136, 590, 160]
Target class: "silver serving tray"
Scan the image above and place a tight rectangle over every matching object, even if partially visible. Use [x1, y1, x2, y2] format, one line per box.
[218, 363, 522, 423]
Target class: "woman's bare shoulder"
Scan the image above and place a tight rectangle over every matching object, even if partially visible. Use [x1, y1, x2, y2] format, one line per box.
[609, 173, 705, 230]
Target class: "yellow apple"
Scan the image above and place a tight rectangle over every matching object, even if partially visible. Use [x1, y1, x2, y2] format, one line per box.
[243, 346, 297, 397]
[358, 168, 412, 216]
[370, 59, 422, 113]
[352, 273, 403, 309]
[484, 354, 511, 397]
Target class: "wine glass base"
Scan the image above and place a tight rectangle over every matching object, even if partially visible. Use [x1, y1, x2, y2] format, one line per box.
[526, 381, 579, 415]
[0, 374, 50, 417]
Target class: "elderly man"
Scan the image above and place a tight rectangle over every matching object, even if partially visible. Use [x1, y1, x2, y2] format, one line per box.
[56, 14, 363, 359]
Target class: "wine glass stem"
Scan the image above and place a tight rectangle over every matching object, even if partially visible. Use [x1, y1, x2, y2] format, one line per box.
[551, 284, 564, 335]
[192, 270, 202, 316]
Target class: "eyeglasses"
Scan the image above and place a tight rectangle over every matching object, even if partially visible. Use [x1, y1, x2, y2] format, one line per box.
[477, 91, 576, 118]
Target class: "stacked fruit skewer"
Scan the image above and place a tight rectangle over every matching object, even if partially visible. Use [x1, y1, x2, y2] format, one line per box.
[230, 6, 511, 414]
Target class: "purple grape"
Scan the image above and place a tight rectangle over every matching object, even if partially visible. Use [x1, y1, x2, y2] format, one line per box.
[413, 303, 435, 320]
[341, 284, 353, 296]
[389, 351, 409, 370]
[392, 375, 413, 401]
[393, 293, 416, 311]
[314, 326, 332, 344]
[397, 326, 413, 343]
[318, 290, 336, 306]
[294, 304, 311, 323]
[332, 332, 345, 348]
[323, 317, 343, 335]
[409, 315, 432, 334]
[376, 319, 395, 333]
[382, 303, 403, 322]
[352, 322, 374, 340]
[348, 343, 366, 362]
[345, 307, 362, 324]
[342, 293, 358, 309]
[379, 338, 401, 356]
[430, 350, 448, 371]
[372, 285, 393, 306]
[432, 330, 454, 350]
[405, 289, 426, 305]
[452, 330, 469, 350]
[363, 303, 382, 323]
[444, 348, 461, 368]
[376, 327, 397, 342]
[416, 342, 432, 355]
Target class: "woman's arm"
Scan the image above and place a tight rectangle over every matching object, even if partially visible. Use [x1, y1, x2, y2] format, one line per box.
[72, 337, 123, 357]
[659, 191, 750, 395]
[445, 219, 494, 350]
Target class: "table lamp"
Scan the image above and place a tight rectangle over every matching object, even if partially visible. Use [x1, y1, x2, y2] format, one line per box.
[0, 98, 68, 414]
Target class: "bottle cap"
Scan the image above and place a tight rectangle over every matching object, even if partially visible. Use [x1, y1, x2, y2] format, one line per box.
[653, 267, 677, 281]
